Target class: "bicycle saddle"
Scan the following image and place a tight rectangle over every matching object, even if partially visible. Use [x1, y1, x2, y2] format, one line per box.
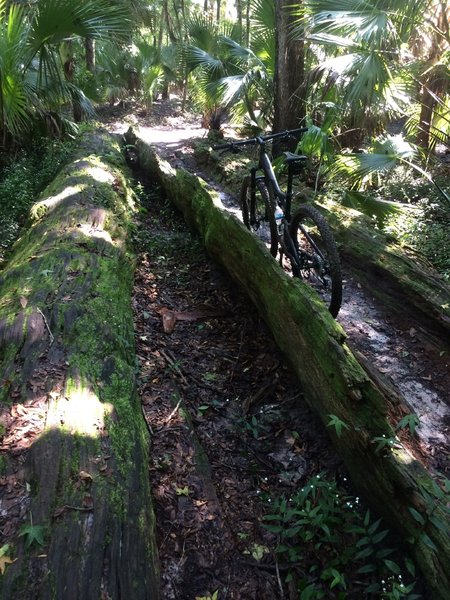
[283, 152, 307, 164]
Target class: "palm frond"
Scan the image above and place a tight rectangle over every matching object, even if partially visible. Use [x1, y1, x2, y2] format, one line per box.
[1, 73, 30, 136]
[219, 35, 259, 66]
[185, 45, 225, 77]
[250, 0, 275, 32]
[29, 0, 131, 54]
[332, 135, 417, 186]
[341, 190, 405, 228]
[186, 13, 218, 53]
[297, 122, 335, 160]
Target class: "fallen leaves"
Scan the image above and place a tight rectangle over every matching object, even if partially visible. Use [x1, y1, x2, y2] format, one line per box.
[154, 305, 227, 334]
[0, 545, 16, 575]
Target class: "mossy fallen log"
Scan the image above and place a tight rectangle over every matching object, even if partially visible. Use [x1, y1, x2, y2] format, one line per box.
[0, 132, 159, 599]
[319, 200, 450, 344]
[127, 130, 450, 600]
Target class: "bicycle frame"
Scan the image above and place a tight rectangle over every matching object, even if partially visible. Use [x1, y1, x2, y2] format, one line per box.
[250, 141, 298, 222]
[249, 137, 309, 266]
[213, 127, 342, 316]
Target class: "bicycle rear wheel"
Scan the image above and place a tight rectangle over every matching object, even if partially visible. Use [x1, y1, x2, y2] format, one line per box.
[289, 205, 342, 318]
[240, 176, 278, 257]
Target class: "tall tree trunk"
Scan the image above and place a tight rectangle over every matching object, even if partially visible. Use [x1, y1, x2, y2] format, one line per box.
[273, 0, 305, 153]
[62, 40, 82, 123]
[235, 0, 243, 34]
[416, 0, 449, 149]
[85, 36, 95, 73]
[163, 0, 176, 43]
[245, 0, 251, 47]
[216, 0, 221, 22]
[171, 0, 182, 40]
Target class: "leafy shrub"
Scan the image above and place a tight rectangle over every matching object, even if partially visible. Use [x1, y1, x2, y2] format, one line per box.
[377, 170, 450, 280]
[0, 137, 76, 259]
[264, 474, 421, 598]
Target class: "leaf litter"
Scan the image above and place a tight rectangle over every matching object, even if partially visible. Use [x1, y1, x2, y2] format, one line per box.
[132, 176, 343, 599]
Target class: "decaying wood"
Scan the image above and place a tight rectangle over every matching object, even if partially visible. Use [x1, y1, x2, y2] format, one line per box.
[0, 132, 160, 599]
[127, 129, 450, 600]
[318, 200, 450, 345]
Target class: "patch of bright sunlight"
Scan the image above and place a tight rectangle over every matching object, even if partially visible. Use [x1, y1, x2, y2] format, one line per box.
[46, 384, 114, 436]
[392, 448, 415, 465]
[137, 124, 207, 146]
[32, 185, 85, 218]
[76, 222, 113, 244]
[84, 165, 114, 184]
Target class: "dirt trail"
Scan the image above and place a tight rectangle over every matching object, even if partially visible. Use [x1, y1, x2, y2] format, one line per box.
[131, 174, 341, 599]
[339, 275, 449, 473]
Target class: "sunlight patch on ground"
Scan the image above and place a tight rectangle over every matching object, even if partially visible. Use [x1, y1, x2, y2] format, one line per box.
[107, 117, 208, 146]
[137, 124, 208, 146]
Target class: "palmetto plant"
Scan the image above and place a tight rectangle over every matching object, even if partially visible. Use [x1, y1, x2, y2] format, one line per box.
[0, 0, 130, 147]
[292, 0, 449, 151]
[184, 3, 275, 131]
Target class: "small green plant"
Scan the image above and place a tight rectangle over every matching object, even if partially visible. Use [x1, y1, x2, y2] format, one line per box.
[372, 435, 402, 454]
[396, 414, 420, 436]
[263, 474, 420, 598]
[327, 414, 349, 437]
[19, 517, 46, 548]
[196, 404, 210, 418]
[237, 414, 265, 439]
[195, 590, 219, 600]
[202, 372, 218, 382]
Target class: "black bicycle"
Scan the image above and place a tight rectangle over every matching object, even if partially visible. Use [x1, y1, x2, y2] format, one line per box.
[214, 128, 342, 318]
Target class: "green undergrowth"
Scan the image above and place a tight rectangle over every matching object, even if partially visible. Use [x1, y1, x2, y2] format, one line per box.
[263, 474, 422, 599]
[0, 137, 78, 261]
[365, 168, 450, 281]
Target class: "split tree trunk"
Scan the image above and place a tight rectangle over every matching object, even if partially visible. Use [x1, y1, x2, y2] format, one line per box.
[0, 132, 160, 599]
[127, 131, 450, 600]
[318, 200, 450, 346]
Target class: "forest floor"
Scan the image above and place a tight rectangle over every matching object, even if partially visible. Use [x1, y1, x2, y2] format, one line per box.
[97, 99, 449, 598]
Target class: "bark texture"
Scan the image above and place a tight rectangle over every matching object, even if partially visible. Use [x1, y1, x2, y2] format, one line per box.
[318, 200, 450, 345]
[0, 132, 160, 599]
[273, 0, 305, 152]
[127, 130, 450, 600]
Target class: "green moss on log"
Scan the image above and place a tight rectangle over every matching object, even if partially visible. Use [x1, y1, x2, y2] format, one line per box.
[0, 131, 159, 600]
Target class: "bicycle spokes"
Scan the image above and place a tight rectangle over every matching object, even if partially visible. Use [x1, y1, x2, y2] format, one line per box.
[289, 205, 342, 317]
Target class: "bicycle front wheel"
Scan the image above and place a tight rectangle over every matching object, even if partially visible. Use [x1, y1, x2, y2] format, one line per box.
[240, 176, 278, 257]
[289, 205, 342, 318]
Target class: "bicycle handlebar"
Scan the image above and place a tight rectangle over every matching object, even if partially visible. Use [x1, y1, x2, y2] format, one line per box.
[213, 127, 309, 152]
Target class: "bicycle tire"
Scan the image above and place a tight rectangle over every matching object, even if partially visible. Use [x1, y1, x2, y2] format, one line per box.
[289, 205, 342, 318]
[240, 176, 278, 257]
